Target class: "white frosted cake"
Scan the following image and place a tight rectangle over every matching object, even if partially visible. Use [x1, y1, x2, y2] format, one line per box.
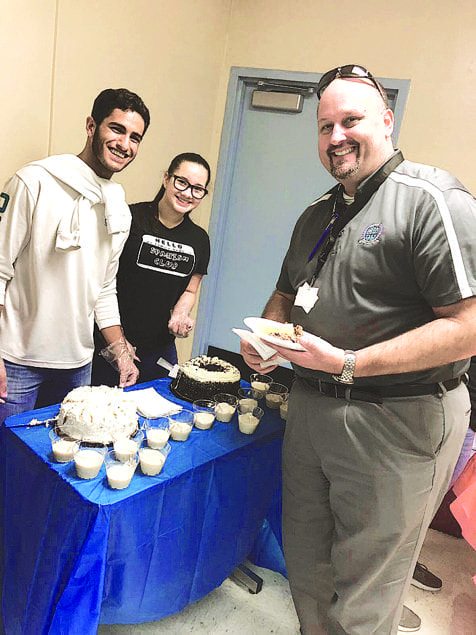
[57, 385, 138, 444]
[170, 355, 241, 402]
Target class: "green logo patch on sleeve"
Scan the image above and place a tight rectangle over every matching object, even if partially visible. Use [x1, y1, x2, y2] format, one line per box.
[0, 192, 10, 215]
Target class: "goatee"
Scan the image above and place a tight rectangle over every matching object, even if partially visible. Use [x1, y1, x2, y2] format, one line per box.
[330, 162, 360, 180]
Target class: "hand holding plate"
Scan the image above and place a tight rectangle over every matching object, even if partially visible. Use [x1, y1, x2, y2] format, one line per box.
[263, 331, 345, 375]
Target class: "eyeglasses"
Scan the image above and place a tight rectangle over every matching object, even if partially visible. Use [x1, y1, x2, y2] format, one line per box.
[316, 65, 387, 103]
[172, 175, 208, 200]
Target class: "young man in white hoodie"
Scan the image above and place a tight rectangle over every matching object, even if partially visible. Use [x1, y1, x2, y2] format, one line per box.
[0, 88, 150, 422]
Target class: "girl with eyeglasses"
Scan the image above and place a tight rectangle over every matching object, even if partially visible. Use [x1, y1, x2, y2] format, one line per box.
[92, 152, 211, 385]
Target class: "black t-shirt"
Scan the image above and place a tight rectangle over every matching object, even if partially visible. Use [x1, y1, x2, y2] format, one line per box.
[116, 201, 210, 349]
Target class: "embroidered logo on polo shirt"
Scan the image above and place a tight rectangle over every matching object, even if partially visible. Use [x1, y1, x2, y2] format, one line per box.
[358, 223, 383, 247]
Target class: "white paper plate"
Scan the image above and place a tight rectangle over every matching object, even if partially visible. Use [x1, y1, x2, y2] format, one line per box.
[243, 317, 306, 351]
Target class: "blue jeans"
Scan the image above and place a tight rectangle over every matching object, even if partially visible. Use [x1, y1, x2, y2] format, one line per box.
[0, 361, 92, 424]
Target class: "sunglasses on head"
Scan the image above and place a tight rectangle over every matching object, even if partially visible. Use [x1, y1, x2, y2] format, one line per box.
[316, 65, 387, 103]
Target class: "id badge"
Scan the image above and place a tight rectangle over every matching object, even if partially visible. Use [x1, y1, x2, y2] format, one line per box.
[295, 282, 319, 313]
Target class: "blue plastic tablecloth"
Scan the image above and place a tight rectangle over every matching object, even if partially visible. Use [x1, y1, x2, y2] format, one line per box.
[0, 379, 286, 634]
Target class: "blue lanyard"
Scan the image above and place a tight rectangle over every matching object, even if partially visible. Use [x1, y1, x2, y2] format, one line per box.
[307, 191, 340, 262]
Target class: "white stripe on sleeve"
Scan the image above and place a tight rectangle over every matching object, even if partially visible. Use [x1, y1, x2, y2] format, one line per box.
[389, 172, 472, 299]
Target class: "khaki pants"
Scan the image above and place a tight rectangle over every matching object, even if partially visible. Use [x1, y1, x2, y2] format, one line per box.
[283, 379, 470, 635]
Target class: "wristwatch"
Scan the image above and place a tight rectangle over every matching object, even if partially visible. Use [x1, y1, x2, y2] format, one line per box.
[332, 350, 356, 385]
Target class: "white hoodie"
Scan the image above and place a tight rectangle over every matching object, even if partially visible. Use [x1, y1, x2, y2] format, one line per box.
[0, 154, 131, 368]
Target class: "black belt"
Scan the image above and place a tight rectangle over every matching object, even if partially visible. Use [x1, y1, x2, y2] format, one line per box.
[306, 376, 463, 404]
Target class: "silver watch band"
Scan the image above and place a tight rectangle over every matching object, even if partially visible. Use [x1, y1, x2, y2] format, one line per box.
[332, 350, 356, 385]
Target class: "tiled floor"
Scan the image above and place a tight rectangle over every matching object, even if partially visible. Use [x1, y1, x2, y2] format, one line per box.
[98, 529, 476, 634]
[405, 530, 476, 634]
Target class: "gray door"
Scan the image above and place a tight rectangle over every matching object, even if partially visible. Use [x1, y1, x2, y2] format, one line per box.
[193, 67, 409, 360]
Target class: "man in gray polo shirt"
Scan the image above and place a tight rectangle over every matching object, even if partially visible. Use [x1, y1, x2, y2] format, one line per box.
[241, 65, 476, 634]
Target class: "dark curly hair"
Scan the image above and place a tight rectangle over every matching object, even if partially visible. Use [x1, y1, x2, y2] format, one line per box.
[91, 88, 150, 133]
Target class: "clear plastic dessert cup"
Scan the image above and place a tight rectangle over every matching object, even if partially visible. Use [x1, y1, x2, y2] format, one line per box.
[213, 393, 238, 422]
[238, 406, 264, 435]
[105, 449, 138, 489]
[74, 443, 107, 480]
[280, 393, 289, 420]
[139, 442, 171, 476]
[265, 383, 289, 409]
[143, 417, 170, 449]
[237, 387, 260, 414]
[193, 399, 216, 430]
[249, 373, 273, 398]
[112, 429, 144, 462]
[49, 429, 79, 463]
[169, 410, 194, 441]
